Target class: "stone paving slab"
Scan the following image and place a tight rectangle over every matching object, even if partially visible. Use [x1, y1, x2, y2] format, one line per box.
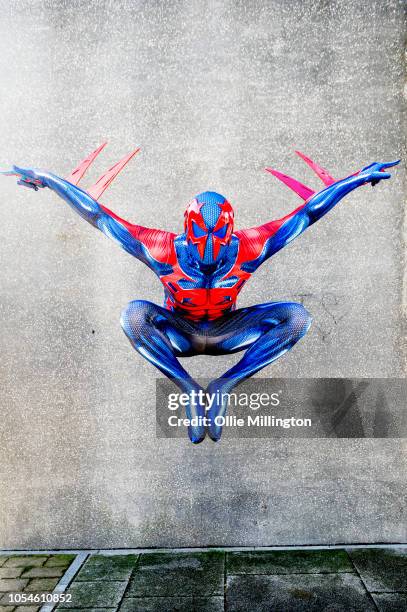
[44, 555, 76, 567]
[1, 605, 41, 611]
[75, 554, 138, 582]
[0, 595, 16, 605]
[61, 581, 128, 608]
[1, 548, 406, 611]
[2, 557, 47, 568]
[0, 568, 23, 579]
[226, 572, 377, 611]
[21, 566, 65, 579]
[347, 547, 407, 592]
[0, 578, 29, 592]
[125, 552, 224, 598]
[119, 596, 224, 612]
[0, 554, 75, 610]
[371, 592, 407, 611]
[25, 576, 60, 591]
[227, 549, 353, 574]
[59, 609, 116, 612]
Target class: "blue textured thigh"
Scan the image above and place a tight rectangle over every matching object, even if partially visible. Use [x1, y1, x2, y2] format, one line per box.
[207, 302, 312, 354]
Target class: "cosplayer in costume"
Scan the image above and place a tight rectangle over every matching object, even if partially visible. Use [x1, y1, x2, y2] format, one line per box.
[4, 146, 399, 443]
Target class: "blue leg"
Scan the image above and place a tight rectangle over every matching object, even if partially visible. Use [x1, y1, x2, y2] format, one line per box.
[207, 302, 312, 441]
[120, 300, 206, 443]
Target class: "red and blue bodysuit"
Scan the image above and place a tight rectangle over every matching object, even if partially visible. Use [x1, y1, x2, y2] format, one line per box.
[7, 145, 398, 443]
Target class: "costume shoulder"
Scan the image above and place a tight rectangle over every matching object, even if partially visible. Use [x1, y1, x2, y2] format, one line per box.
[235, 204, 304, 263]
[100, 204, 176, 266]
[128, 225, 177, 265]
[235, 150, 338, 264]
[66, 142, 177, 266]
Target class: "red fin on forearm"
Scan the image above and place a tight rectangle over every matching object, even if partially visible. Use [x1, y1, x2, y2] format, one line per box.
[65, 142, 107, 185]
[87, 148, 140, 200]
[265, 167, 315, 201]
[294, 150, 336, 186]
[65, 142, 140, 201]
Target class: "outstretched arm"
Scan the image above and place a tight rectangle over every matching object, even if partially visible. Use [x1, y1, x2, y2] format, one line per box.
[4, 144, 176, 270]
[236, 154, 399, 270]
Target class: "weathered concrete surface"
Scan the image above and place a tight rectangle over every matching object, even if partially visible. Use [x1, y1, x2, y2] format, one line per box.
[0, 0, 405, 547]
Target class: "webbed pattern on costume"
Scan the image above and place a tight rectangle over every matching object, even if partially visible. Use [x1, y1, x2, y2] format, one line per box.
[9, 142, 399, 444]
[97, 214, 174, 275]
[184, 192, 234, 263]
[231, 151, 340, 271]
[159, 234, 252, 320]
[99, 204, 176, 267]
[25, 144, 179, 275]
[234, 203, 307, 272]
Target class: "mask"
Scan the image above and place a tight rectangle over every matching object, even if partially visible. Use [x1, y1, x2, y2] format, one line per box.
[184, 191, 234, 264]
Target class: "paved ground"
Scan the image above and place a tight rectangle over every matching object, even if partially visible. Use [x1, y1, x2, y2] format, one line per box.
[0, 548, 406, 611]
[0, 554, 75, 610]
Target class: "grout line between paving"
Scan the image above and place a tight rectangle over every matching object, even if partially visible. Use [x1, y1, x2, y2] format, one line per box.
[0, 549, 401, 611]
[369, 590, 407, 594]
[39, 551, 89, 612]
[119, 553, 141, 605]
[226, 571, 358, 577]
[346, 550, 380, 611]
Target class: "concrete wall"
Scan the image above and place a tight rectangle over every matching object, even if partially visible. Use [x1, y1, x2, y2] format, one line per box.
[0, 0, 405, 548]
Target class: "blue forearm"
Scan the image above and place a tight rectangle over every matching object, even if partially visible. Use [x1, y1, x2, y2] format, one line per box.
[43, 173, 103, 226]
[304, 173, 365, 224]
[256, 157, 398, 262]
[261, 173, 367, 260]
[42, 172, 151, 263]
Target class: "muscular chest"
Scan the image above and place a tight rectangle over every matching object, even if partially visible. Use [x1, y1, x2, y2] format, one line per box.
[160, 237, 250, 313]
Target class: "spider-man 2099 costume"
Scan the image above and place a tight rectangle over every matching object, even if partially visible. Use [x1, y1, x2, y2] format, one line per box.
[6, 145, 398, 443]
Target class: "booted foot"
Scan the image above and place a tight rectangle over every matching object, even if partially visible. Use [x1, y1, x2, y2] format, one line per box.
[182, 384, 207, 443]
[206, 378, 235, 442]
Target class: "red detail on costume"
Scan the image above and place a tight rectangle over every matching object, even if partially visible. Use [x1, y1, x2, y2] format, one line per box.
[265, 167, 315, 201]
[161, 253, 252, 322]
[100, 204, 176, 265]
[160, 259, 241, 320]
[184, 198, 234, 259]
[132, 226, 177, 265]
[160, 260, 195, 295]
[66, 142, 107, 185]
[164, 286, 238, 321]
[295, 151, 336, 186]
[211, 201, 234, 259]
[184, 200, 207, 258]
[88, 148, 140, 200]
[234, 202, 306, 263]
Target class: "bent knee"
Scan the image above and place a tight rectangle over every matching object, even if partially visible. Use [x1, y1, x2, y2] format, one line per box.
[120, 300, 157, 336]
